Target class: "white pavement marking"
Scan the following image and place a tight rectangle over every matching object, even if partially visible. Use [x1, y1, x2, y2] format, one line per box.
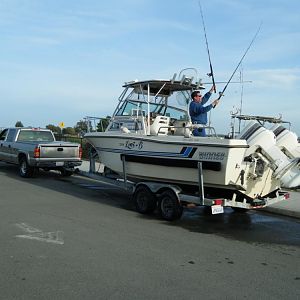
[15, 223, 64, 245]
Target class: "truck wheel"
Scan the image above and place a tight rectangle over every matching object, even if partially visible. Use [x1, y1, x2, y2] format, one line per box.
[158, 190, 183, 221]
[19, 157, 35, 178]
[133, 185, 157, 214]
[60, 168, 74, 177]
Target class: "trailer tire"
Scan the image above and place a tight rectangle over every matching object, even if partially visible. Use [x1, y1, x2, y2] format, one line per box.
[159, 190, 183, 221]
[133, 185, 157, 214]
[19, 156, 35, 178]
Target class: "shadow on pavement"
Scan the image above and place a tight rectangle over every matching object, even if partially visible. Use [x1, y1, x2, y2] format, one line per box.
[1, 162, 300, 247]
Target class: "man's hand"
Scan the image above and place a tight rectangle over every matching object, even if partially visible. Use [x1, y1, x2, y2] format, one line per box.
[210, 85, 216, 93]
[212, 99, 219, 108]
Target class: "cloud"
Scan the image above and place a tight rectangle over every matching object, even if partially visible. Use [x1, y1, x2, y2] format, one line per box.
[248, 68, 300, 89]
[0, 0, 299, 135]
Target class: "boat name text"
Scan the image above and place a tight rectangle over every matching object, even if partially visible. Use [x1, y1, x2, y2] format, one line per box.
[199, 152, 225, 161]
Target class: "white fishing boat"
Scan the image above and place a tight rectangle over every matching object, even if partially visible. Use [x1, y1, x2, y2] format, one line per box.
[85, 69, 300, 208]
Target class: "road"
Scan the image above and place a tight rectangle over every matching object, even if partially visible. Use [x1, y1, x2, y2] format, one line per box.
[0, 162, 300, 299]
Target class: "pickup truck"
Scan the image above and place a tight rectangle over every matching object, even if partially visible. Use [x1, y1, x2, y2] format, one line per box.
[0, 127, 82, 177]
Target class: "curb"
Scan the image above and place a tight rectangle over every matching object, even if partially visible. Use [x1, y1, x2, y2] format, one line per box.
[261, 207, 300, 219]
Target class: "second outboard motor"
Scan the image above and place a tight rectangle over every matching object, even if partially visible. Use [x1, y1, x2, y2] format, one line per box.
[239, 121, 300, 188]
[271, 124, 300, 159]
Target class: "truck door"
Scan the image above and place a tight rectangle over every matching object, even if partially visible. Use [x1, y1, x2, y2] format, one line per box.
[0, 129, 17, 163]
[0, 129, 9, 161]
[6, 129, 18, 163]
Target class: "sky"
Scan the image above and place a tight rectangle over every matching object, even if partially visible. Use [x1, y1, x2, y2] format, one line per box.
[0, 0, 300, 135]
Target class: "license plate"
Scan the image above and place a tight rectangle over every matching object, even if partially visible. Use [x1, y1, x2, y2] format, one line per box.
[211, 205, 224, 214]
[56, 162, 64, 166]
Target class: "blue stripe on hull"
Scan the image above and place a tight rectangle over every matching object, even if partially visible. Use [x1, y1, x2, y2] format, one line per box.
[97, 146, 197, 158]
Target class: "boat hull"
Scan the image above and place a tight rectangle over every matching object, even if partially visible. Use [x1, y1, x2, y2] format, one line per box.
[85, 133, 280, 199]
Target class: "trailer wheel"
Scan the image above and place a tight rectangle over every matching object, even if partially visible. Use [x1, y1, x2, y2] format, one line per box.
[19, 157, 35, 178]
[133, 185, 157, 214]
[159, 190, 183, 221]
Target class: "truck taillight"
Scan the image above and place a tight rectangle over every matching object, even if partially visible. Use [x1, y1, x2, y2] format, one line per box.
[34, 146, 40, 158]
[79, 146, 83, 159]
[214, 199, 223, 206]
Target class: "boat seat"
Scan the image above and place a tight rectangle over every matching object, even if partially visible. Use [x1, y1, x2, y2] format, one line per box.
[172, 120, 191, 137]
[150, 116, 170, 135]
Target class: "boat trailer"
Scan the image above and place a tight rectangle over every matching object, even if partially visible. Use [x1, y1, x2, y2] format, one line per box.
[88, 155, 289, 221]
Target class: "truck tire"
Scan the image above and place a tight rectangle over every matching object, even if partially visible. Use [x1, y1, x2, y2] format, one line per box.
[158, 190, 183, 221]
[19, 157, 35, 178]
[133, 185, 157, 214]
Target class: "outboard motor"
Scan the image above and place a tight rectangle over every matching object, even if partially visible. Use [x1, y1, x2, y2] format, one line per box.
[239, 121, 300, 188]
[271, 124, 300, 159]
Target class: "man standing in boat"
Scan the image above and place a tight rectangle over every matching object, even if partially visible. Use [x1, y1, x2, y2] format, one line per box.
[189, 86, 219, 137]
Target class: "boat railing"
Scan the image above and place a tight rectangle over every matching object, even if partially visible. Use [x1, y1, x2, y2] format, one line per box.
[107, 114, 218, 137]
[107, 116, 146, 134]
[149, 123, 217, 137]
[190, 124, 218, 137]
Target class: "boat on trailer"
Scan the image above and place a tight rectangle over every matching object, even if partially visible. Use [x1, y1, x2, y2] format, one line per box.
[84, 69, 299, 219]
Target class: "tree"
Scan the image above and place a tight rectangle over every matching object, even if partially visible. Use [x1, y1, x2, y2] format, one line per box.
[74, 119, 92, 135]
[96, 116, 111, 132]
[46, 124, 61, 134]
[15, 121, 24, 127]
[63, 127, 76, 135]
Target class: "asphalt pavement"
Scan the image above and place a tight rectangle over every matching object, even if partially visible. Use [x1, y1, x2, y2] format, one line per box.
[77, 160, 300, 219]
[1, 164, 299, 299]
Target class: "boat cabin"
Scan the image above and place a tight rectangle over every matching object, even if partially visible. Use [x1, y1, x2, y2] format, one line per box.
[106, 74, 209, 136]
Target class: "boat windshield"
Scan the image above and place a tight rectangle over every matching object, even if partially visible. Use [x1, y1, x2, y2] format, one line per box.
[115, 89, 190, 121]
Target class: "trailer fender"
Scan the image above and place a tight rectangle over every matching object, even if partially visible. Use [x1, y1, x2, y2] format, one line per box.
[134, 182, 182, 198]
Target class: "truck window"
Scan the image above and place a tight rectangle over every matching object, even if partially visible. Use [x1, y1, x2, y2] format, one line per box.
[0, 129, 8, 141]
[17, 131, 54, 142]
[6, 129, 17, 142]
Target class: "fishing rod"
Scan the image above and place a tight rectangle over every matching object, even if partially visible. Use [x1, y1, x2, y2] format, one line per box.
[198, 1, 216, 93]
[203, 80, 252, 84]
[217, 22, 262, 100]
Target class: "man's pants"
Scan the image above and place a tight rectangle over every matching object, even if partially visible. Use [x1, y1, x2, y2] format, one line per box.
[192, 127, 206, 137]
